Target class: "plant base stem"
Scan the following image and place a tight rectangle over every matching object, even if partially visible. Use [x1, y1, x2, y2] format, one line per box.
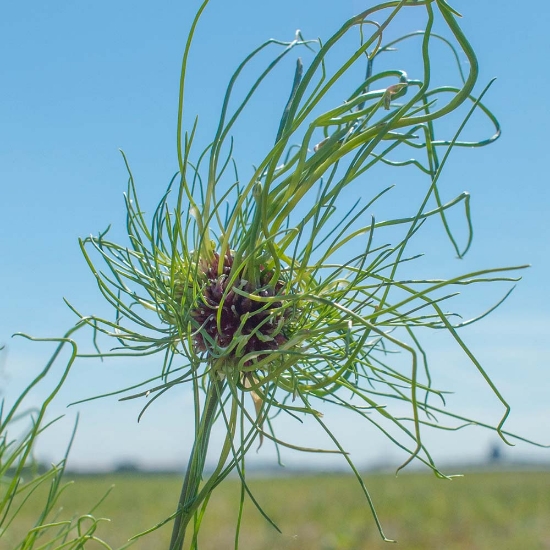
[169, 375, 225, 550]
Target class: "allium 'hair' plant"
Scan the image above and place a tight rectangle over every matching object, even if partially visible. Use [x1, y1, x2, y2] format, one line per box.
[67, 0, 546, 547]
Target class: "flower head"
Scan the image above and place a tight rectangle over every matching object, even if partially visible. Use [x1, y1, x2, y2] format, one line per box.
[187, 250, 292, 365]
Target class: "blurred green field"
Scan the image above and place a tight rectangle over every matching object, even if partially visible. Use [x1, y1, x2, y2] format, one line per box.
[5, 469, 550, 549]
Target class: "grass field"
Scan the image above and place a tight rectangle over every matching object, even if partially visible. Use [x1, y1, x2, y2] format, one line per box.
[5, 469, 550, 549]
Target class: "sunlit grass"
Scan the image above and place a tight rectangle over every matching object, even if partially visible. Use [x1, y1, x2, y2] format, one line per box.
[7, 470, 550, 550]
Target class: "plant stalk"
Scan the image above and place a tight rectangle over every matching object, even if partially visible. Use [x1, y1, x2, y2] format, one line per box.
[169, 374, 225, 550]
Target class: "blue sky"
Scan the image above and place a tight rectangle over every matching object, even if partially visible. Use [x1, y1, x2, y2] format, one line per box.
[1, 0, 549, 472]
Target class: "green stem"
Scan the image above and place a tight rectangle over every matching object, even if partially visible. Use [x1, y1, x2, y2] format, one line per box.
[169, 374, 225, 550]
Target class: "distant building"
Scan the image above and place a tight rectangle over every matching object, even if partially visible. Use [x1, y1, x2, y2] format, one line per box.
[488, 442, 503, 464]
